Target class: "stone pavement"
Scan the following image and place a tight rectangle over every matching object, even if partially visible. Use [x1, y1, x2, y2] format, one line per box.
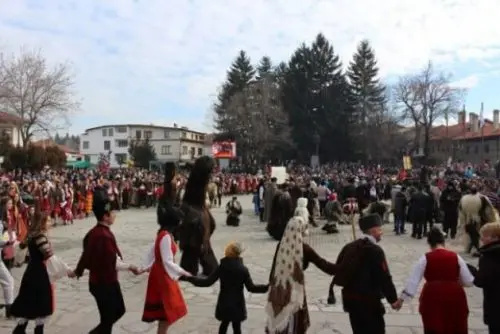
[0, 195, 488, 333]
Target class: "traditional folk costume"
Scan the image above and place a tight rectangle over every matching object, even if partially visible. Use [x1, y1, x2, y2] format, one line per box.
[179, 156, 218, 276]
[266, 190, 294, 241]
[401, 247, 474, 333]
[332, 214, 398, 334]
[84, 184, 94, 216]
[458, 192, 498, 255]
[108, 183, 120, 211]
[225, 197, 242, 226]
[0, 223, 15, 318]
[60, 187, 74, 225]
[141, 230, 188, 325]
[74, 187, 129, 333]
[266, 212, 336, 334]
[11, 230, 71, 333]
[186, 242, 268, 334]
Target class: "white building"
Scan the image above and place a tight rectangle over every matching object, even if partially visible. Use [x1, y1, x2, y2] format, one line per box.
[80, 124, 207, 167]
[0, 112, 24, 147]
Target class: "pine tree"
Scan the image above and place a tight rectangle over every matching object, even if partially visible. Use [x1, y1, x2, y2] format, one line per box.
[213, 50, 255, 133]
[347, 39, 386, 160]
[283, 34, 353, 161]
[256, 56, 272, 80]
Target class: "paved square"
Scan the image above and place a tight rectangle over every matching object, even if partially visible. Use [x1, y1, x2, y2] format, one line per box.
[0, 195, 488, 333]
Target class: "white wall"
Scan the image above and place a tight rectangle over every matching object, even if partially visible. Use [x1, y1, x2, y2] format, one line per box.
[80, 125, 207, 167]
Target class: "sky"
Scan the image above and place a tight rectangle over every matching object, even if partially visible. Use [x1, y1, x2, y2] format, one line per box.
[1, 0, 500, 135]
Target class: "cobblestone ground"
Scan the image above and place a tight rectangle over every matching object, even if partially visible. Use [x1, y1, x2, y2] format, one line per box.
[0, 195, 488, 333]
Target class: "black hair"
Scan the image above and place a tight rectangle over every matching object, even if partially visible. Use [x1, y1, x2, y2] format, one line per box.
[427, 227, 445, 248]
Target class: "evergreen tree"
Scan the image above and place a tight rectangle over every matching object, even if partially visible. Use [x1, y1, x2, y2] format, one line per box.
[283, 34, 353, 161]
[347, 39, 386, 160]
[256, 56, 273, 80]
[213, 50, 255, 133]
[128, 138, 157, 168]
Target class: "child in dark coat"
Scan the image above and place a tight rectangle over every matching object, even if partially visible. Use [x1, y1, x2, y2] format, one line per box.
[184, 242, 268, 334]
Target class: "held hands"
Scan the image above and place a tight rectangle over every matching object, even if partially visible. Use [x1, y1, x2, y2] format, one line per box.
[67, 270, 76, 279]
[128, 265, 141, 276]
[391, 299, 403, 311]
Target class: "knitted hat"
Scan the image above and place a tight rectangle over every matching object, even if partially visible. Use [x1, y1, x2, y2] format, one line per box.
[224, 242, 244, 258]
[358, 213, 382, 232]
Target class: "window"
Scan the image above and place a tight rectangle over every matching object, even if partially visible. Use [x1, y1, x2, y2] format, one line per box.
[182, 132, 187, 139]
[161, 145, 171, 155]
[108, 128, 114, 136]
[116, 126, 127, 133]
[465, 146, 470, 154]
[104, 140, 111, 150]
[82, 141, 89, 149]
[114, 153, 127, 165]
[484, 144, 490, 153]
[197, 148, 203, 156]
[199, 135, 205, 141]
[116, 140, 128, 148]
[84, 155, 90, 162]
[182, 146, 188, 155]
[164, 131, 170, 138]
[145, 130, 153, 139]
[135, 130, 142, 139]
[474, 146, 479, 154]
[190, 147, 195, 158]
[102, 128, 107, 137]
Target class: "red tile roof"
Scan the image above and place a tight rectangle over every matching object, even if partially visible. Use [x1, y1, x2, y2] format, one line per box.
[429, 119, 500, 140]
[0, 111, 22, 124]
[32, 139, 79, 154]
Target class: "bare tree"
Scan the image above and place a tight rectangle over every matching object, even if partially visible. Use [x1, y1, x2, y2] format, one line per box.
[226, 75, 291, 163]
[392, 61, 464, 159]
[0, 48, 79, 147]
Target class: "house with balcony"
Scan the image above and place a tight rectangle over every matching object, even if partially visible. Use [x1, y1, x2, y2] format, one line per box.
[79, 123, 207, 167]
[0, 111, 23, 147]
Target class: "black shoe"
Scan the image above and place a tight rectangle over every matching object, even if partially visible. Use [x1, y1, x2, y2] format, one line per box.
[34, 325, 44, 334]
[13, 322, 28, 334]
[327, 294, 336, 305]
[5, 304, 11, 318]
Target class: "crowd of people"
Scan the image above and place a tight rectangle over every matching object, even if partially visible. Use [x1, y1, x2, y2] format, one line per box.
[0, 159, 499, 333]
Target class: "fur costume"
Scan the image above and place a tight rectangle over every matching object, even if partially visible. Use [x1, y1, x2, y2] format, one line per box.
[458, 193, 498, 253]
[322, 200, 342, 234]
[179, 156, 218, 276]
[156, 162, 183, 240]
[225, 197, 242, 227]
[266, 191, 294, 241]
[361, 201, 389, 219]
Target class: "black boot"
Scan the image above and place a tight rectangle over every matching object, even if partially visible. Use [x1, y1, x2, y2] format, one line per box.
[5, 304, 11, 318]
[34, 325, 44, 334]
[12, 322, 28, 334]
[327, 280, 336, 305]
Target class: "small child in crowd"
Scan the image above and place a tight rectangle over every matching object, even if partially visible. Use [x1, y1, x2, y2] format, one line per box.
[183, 242, 268, 334]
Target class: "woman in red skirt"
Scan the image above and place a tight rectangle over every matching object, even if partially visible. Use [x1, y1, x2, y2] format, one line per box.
[140, 179, 191, 333]
[399, 227, 475, 334]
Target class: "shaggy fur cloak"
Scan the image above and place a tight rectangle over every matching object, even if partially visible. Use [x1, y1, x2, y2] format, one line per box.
[458, 193, 498, 252]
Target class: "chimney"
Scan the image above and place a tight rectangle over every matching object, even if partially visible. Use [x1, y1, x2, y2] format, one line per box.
[458, 111, 466, 125]
[494, 109, 500, 129]
[469, 112, 478, 132]
[173, 123, 178, 128]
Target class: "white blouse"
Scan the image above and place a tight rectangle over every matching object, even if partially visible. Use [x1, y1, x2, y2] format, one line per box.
[401, 252, 475, 301]
[142, 233, 190, 280]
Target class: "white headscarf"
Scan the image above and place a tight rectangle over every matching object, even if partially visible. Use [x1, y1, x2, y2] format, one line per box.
[265, 216, 307, 333]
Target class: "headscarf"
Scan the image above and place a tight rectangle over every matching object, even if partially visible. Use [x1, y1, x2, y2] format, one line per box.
[265, 216, 308, 333]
